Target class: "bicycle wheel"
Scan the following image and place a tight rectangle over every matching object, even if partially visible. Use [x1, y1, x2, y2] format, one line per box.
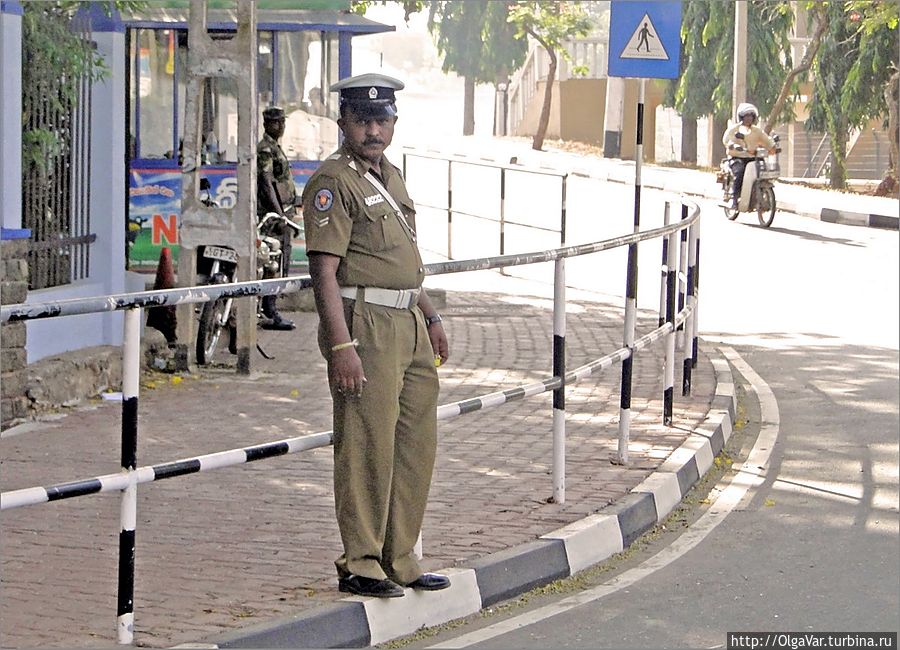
[723, 204, 740, 220]
[196, 297, 230, 365]
[757, 186, 776, 228]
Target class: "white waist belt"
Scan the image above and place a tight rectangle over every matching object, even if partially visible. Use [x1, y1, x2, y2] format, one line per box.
[339, 286, 420, 309]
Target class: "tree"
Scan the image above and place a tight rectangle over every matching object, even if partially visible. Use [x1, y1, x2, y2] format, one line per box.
[507, 2, 592, 151]
[427, 1, 489, 136]
[845, 0, 899, 191]
[426, 1, 526, 136]
[663, 1, 794, 163]
[763, 3, 827, 136]
[664, 1, 724, 163]
[806, 2, 860, 189]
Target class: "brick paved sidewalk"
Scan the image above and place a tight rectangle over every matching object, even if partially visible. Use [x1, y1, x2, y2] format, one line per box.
[0, 272, 713, 649]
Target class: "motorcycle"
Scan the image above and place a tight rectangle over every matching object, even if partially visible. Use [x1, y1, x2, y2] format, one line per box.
[195, 211, 302, 365]
[717, 132, 781, 228]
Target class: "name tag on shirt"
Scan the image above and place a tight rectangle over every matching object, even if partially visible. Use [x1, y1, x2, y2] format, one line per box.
[364, 194, 384, 207]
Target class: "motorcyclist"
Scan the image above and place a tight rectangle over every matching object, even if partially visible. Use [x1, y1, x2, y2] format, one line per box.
[722, 103, 777, 208]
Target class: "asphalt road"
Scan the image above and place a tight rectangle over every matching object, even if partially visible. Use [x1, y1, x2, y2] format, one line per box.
[397, 191, 900, 649]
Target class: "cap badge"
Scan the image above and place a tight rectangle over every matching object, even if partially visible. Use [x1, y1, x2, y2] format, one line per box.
[368, 87, 378, 99]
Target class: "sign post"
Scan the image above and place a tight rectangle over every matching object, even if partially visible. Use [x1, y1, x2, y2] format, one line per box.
[607, 1, 681, 464]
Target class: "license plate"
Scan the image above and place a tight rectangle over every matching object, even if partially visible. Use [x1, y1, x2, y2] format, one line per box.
[203, 246, 238, 263]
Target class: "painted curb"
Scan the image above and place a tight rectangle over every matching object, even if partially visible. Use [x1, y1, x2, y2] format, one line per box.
[200, 345, 738, 649]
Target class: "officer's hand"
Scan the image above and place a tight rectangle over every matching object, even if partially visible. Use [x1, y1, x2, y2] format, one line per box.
[428, 323, 449, 367]
[330, 348, 367, 397]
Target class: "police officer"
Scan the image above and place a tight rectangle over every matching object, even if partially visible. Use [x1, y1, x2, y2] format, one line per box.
[302, 73, 451, 599]
[722, 103, 776, 208]
[257, 105, 296, 331]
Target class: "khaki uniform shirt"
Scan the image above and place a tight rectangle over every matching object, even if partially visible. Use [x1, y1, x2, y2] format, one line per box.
[302, 144, 425, 290]
[257, 133, 296, 216]
[722, 124, 776, 159]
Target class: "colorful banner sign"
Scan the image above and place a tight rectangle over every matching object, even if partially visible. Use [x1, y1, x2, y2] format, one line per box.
[128, 162, 317, 272]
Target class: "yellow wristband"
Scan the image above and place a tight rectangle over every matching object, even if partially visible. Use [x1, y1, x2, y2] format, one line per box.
[331, 339, 359, 352]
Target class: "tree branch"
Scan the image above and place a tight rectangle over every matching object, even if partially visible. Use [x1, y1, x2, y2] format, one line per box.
[764, 14, 827, 134]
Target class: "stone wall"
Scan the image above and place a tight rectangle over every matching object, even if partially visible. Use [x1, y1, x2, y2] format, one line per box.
[1, 238, 29, 428]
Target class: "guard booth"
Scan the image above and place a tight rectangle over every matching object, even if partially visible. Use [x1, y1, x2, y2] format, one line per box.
[121, 2, 393, 274]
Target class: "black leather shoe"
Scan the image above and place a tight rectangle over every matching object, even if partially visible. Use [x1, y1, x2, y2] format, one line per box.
[260, 314, 295, 331]
[406, 573, 451, 591]
[338, 575, 405, 598]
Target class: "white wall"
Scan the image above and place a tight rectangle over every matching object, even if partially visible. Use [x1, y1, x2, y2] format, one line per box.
[0, 2, 22, 230]
[24, 7, 128, 363]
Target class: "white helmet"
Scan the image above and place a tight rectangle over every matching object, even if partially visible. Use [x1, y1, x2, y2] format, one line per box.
[737, 102, 758, 120]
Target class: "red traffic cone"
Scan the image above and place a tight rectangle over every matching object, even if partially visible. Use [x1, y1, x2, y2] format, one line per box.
[146, 247, 177, 344]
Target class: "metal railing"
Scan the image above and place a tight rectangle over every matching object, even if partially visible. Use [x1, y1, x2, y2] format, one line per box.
[1, 196, 700, 646]
[21, 12, 95, 290]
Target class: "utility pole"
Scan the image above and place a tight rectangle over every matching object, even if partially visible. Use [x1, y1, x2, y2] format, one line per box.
[176, 0, 258, 374]
[731, 0, 748, 122]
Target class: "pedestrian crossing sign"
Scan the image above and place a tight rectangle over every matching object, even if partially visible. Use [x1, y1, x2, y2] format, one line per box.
[608, 1, 681, 79]
[620, 14, 669, 60]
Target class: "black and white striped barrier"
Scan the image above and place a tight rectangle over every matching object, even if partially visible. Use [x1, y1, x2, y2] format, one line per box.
[664, 213, 679, 427]
[0, 276, 314, 323]
[658, 202, 671, 328]
[196, 352, 736, 650]
[118, 308, 141, 644]
[615, 79, 646, 466]
[1, 299, 701, 512]
[683, 216, 700, 395]
[2, 200, 699, 645]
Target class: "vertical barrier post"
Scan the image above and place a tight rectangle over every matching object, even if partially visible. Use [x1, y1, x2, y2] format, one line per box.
[676, 204, 688, 350]
[616, 78, 645, 465]
[552, 175, 567, 503]
[664, 226, 678, 426]
[691, 219, 701, 368]
[552, 258, 566, 502]
[499, 167, 507, 275]
[658, 202, 670, 327]
[683, 212, 697, 395]
[446, 160, 453, 259]
[117, 307, 141, 645]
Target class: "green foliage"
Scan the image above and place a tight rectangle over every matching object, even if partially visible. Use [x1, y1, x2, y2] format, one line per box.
[506, 1, 593, 58]
[669, 0, 720, 119]
[506, 2, 593, 150]
[807, 0, 899, 185]
[806, 2, 858, 186]
[350, 0, 423, 22]
[426, 1, 526, 84]
[21, 2, 110, 176]
[668, 1, 794, 122]
[842, 0, 898, 128]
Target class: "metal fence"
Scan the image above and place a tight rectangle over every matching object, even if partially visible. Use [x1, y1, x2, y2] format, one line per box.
[21, 13, 95, 290]
[1, 196, 699, 645]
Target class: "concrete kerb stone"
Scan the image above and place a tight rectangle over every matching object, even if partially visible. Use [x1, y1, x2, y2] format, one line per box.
[201, 342, 738, 650]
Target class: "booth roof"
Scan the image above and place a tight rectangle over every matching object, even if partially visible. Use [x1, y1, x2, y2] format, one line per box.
[120, 4, 394, 34]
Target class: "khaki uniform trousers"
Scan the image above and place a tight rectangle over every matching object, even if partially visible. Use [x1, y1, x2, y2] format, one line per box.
[322, 296, 439, 585]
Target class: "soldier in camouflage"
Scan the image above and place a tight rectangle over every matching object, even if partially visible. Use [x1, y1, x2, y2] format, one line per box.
[256, 105, 296, 331]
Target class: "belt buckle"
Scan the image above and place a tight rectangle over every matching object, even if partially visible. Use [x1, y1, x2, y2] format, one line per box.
[398, 288, 417, 309]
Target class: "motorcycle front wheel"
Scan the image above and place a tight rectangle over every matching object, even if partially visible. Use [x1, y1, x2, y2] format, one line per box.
[196, 297, 231, 365]
[757, 186, 776, 228]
